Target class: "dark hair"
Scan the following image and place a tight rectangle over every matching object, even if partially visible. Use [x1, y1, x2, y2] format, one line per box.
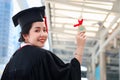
[19, 23, 32, 42]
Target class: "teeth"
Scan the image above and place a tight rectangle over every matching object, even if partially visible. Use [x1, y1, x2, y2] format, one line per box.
[38, 39, 45, 42]
[40, 40, 45, 42]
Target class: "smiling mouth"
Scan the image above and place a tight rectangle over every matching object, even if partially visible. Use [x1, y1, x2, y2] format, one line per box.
[38, 39, 45, 43]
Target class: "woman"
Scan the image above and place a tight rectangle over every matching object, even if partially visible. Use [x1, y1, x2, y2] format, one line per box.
[1, 6, 86, 80]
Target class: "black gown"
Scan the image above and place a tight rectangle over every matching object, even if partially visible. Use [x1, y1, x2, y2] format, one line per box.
[1, 45, 81, 80]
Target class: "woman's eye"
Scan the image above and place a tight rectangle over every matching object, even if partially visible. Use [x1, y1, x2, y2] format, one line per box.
[35, 30, 40, 32]
[43, 29, 47, 32]
[43, 27, 47, 32]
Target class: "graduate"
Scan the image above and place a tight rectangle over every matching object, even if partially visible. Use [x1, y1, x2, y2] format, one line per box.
[1, 6, 86, 80]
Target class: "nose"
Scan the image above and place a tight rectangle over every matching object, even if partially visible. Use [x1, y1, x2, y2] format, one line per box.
[40, 30, 45, 36]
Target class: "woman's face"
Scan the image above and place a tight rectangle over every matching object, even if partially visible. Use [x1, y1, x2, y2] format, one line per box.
[23, 21, 48, 47]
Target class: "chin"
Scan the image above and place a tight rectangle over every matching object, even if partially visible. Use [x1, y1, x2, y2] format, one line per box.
[38, 44, 44, 48]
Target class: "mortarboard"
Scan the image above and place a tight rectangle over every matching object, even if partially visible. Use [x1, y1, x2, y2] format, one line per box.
[12, 6, 45, 28]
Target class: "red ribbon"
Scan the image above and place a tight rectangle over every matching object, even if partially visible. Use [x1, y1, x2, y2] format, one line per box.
[74, 19, 83, 27]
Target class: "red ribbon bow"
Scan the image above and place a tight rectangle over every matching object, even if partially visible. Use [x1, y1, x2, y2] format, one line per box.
[74, 19, 83, 27]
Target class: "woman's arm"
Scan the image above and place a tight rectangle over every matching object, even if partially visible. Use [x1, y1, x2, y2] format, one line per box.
[74, 32, 86, 64]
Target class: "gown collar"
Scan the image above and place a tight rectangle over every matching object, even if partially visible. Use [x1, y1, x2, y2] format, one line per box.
[20, 42, 32, 48]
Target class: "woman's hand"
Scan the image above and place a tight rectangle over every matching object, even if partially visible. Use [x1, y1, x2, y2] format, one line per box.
[74, 31, 86, 64]
[76, 31, 86, 48]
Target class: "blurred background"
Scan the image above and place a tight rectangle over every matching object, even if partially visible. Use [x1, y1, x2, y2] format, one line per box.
[0, 0, 120, 80]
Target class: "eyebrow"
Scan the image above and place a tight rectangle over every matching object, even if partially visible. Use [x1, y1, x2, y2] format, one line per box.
[34, 26, 46, 29]
[34, 27, 41, 28]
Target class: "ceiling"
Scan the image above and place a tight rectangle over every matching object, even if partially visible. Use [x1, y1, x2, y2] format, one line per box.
[45, 0, 120, 74]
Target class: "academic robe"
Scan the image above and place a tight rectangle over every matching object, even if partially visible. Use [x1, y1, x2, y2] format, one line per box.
[1, 45, 81, 80]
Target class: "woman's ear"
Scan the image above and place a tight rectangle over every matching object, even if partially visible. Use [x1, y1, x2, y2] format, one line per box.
[22, 34, 29, 42]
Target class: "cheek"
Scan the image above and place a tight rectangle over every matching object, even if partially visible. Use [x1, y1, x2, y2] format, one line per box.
[28, 32, 48, 41]
[28, 34, 36, 41]
[45, 33, 48, 38]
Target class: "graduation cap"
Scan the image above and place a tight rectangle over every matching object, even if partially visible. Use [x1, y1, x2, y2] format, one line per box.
[12, 6, 45, 28]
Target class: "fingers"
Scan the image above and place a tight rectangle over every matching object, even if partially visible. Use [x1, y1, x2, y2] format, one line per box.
[78, 31, 86, 34]
[76, 31, 86, 47]
[78, 32, 86, 39]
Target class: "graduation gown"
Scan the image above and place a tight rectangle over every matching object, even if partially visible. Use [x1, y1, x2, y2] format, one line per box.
[1, 45, 81, 80]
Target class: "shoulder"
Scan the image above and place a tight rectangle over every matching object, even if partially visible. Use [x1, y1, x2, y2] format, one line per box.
[12, 45, 49, 61]
[20, 45, 47, 52]
[9, 45, 50, 66]
[19, 45, 47, 55]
